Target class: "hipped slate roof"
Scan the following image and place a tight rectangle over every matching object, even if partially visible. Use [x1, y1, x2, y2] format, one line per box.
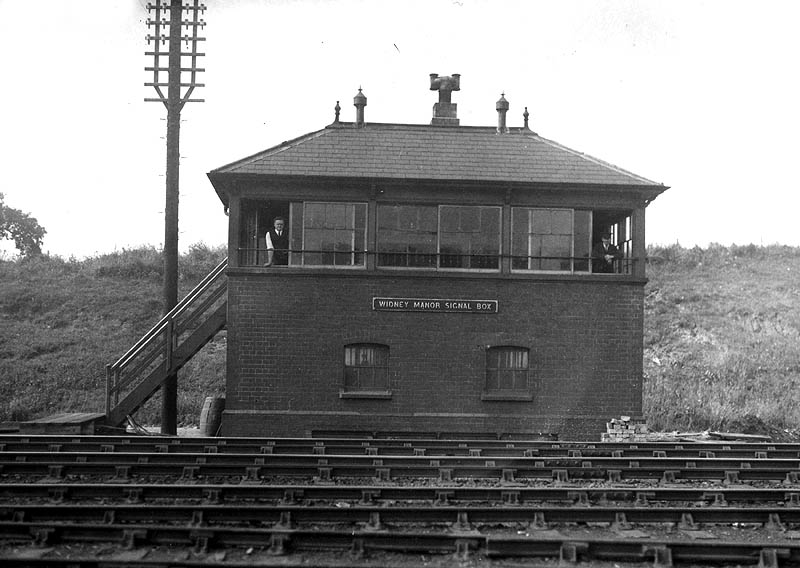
[208, 122, 667, 199]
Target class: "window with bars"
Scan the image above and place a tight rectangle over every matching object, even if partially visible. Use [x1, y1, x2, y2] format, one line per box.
[343, 343, 390, 392]
[485, 346, 530, 394]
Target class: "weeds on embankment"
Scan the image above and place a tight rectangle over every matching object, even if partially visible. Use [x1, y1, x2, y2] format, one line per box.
[0, 244, 226, 426]
[1, 243, 799, 437]
[644, 244, 800, 438]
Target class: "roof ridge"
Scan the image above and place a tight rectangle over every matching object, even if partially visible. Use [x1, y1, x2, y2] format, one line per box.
[328, 121, 524, 133]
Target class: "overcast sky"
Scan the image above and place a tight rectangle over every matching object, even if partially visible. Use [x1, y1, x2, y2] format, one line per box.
[1, 0, 798, 259]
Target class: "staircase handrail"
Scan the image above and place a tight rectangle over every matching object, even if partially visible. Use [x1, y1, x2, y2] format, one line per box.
[109, 258, 228, 373]
[106, 257, 228, 418]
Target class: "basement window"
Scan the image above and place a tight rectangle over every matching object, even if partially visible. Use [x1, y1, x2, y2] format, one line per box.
[340, 343, 391, 399]
[482, 346, 533, 401]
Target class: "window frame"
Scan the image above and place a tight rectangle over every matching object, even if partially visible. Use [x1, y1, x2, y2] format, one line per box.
[482, 345, 533, 401]
[510, 207, 592, 274]
[375, 203, 502, 272]
[290, 201, 368, 269]
[376, 203, 439, 270]
[340, 343, 392, 399]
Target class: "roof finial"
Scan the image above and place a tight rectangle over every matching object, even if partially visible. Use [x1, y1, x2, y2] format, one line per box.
[334, 100, 341, 123]
[523, 106, 529, 130]
[496, 92, 509, 134]
[353, 87, 367, 127]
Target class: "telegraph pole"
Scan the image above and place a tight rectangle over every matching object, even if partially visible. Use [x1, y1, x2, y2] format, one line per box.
[145, 0, 206, 435]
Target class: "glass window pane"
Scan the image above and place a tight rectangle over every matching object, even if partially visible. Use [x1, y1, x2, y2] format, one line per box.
[550, 209, 572, 234]
[354, 204, 366, 231]
[574, 210, 591, 272]
[481, 208, 500, 235]
[301, 202, 366, 266]
[440, 206, 500, 270]
[486, 347, 530, 392]
[378, 206, 399, 230]
[541, 235, 570, 257]
[459, 207, 480, 231]
[399, 207, 419, 230]
[440, 206, 459, 233]
[531, 209, 552, 234]
[303, 228, 325, 252]
[419, 207, 438, 231]
[377, 205, 438, 267]
[289, 202, 303, 266]
[513, 207, 578, 272]
[327, 203, 347, 229]
[305, 203, 325, 229]
[511, 209, 529, 269]
[344, 344, 389, 392]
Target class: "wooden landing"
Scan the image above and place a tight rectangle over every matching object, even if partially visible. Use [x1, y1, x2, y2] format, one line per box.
[19, 413, 106, 435]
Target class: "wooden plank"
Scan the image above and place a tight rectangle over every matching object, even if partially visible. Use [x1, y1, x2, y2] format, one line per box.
[20, 413, 106, 434]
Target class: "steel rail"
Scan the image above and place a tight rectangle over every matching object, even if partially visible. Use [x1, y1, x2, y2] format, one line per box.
[0, 521, 799, 564]
[3, 434, 799, 452]
[3, 481, 799, 505]
[3, 450, 800, 470]
[4, 503, 800, 528]
[2, 482, 800, 507]
[0, 558, 438, 568]
[3, 439, 799, 460]
[2, 460, 799, 485]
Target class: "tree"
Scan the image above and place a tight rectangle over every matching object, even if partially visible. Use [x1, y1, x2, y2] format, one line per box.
[0, 193, 46, 257]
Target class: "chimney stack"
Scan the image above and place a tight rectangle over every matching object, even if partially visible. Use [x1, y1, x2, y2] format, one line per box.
[430, 73, 460, 126]
[496, 93, 509, 134]
[353, 88, 367, 127]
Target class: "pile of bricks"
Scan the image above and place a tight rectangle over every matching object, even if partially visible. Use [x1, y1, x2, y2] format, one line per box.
[601, 415, 649, 442]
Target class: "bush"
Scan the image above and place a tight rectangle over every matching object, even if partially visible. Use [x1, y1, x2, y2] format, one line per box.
[179, 243, 227, 280]
[92, 247, 164, 279]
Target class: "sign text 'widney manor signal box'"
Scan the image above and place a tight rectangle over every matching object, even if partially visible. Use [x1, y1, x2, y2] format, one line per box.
[206, 75, 668, 440]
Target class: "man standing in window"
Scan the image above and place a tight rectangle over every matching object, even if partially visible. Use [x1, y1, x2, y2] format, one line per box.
[591, 230, 622, 273]
[265, 216, 289, 266]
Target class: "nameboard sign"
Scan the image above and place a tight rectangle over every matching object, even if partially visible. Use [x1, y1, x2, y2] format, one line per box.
[372, 297, 498, 313]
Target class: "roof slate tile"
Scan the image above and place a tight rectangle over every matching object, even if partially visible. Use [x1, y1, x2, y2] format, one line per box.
[210, 122, 664, 188]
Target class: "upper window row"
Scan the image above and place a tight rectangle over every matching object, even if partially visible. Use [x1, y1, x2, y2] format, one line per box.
[240, 201, 633, 274]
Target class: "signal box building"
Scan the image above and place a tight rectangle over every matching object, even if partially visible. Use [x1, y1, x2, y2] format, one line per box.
[207, 76, 668, 440]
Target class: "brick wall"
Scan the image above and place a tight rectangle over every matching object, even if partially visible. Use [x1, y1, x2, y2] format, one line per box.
[221, 271, 645, 440]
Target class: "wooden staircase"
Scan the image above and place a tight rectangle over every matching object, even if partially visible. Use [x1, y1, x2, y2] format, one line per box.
[104, 258, 228, 427]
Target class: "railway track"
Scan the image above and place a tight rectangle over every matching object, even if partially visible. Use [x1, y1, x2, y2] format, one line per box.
[1, 434, 799, 566]
[2, 453, 799, 485]
[3, 434, 800, 458]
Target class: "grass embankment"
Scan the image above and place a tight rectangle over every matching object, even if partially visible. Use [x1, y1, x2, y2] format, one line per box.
[0, 245, 227, 426]
[1, 243, 799, 437]
[644, 244, 800, 439]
